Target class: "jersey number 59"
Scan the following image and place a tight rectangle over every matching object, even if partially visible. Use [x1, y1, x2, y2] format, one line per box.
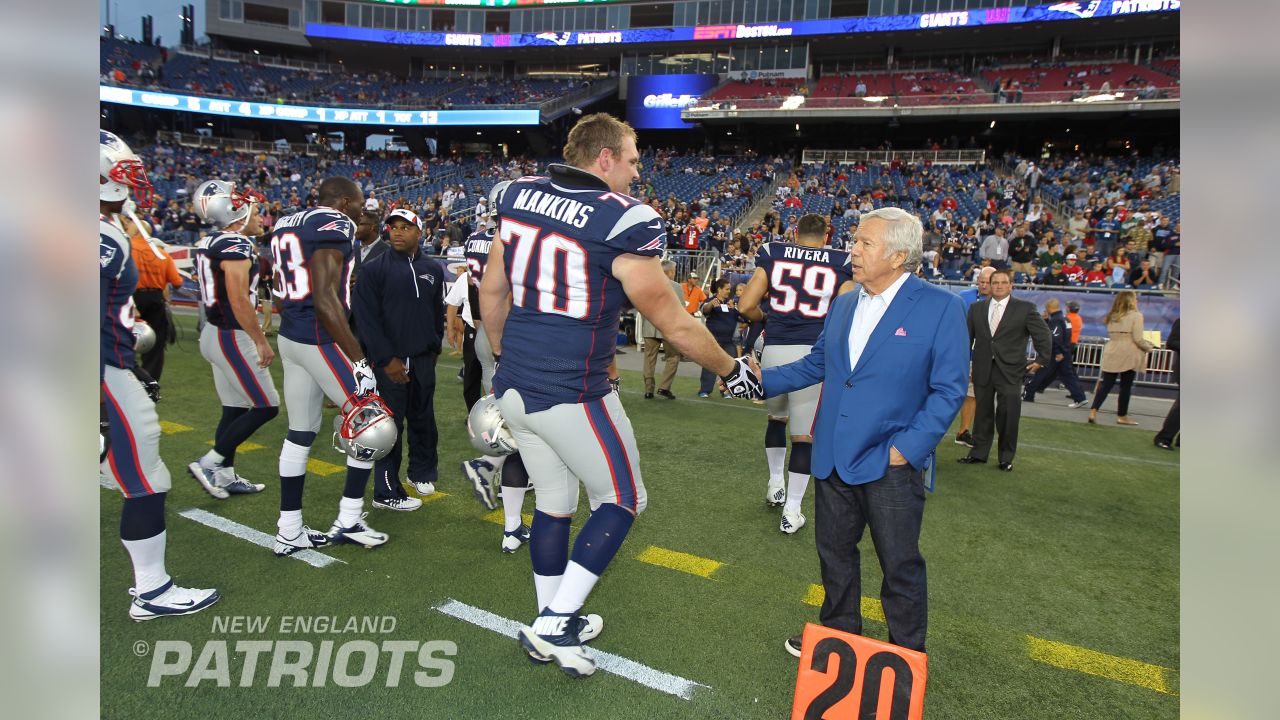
[770, 261, 838, 318]
[500, 219, 590, 320]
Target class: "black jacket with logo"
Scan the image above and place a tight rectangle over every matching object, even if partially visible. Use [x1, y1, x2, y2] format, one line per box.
[353, 248, 445, 369]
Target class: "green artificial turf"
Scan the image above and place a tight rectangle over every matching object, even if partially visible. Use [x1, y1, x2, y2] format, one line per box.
[101, 315, 1178, 719]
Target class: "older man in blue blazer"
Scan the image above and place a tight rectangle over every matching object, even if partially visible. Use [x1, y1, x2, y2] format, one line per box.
[760, 207, 970, 656]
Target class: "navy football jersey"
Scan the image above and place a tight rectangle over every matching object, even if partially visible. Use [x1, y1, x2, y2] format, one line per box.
[493, 164, 665, 412]
[464, 228, 495, 323]
[754, 241, 852, 346]
[269, 207, 356, 345]
[194, 231, 259, 330]
[100, 215, 137, 375]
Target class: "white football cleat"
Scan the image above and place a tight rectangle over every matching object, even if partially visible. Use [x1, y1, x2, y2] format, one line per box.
[273, 526, 331, 556]
[372, 496, 423, 512]
[188, 460, 229, 500]
[128, 580, 220, 621]
[528, 613, 603, 664]
[501, 524, 531, 553]
[780, 510, 806, 534]
[413, 480, 437, 496]
[766, 483, 785, 507]
[461, 458, 498, 510]
[518, 610, 596, 677]
[328, 513, 389, 548]
[214, 467, 265, 494]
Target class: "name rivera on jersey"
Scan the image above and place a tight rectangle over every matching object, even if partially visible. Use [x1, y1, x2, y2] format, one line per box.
[780, 245, 832, 263]
[510, 188, 595, 228]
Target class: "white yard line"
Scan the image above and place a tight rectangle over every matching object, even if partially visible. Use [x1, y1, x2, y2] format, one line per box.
[177, 508, 345, 568]
[435, 598, 709, 701]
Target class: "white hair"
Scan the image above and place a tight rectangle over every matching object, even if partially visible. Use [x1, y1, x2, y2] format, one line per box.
[860, 206, 924, 271]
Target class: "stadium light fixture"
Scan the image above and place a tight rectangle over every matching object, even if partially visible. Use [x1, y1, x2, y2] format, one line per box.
[990, 120, 997, 128]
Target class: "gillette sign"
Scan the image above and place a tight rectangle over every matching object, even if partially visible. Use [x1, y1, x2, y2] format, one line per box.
[627, 75, 718, 129]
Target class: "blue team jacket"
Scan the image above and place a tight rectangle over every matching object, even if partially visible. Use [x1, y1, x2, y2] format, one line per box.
[353, 248, 446, 369]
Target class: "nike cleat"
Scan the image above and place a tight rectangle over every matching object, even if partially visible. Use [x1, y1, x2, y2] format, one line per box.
[528, 613, 603, 664]
[780, 511, 806, 535]
[518, 610, 595, 677]
[214, 468, 265, 494]
[188, 460, 229, 500]
[501, 524, 531, 553]
[328, 513, 389, 548]
[128, 580, 219, 621]
[766, 484, 785, 507]
[273, 526, 331, 556]
[461, 458, 498, 510]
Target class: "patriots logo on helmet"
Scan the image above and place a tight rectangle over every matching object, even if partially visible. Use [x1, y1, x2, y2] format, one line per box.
[535, 32, 573, 46]
[1047, 1, 1102, 18]
[198, 182, 222, 218]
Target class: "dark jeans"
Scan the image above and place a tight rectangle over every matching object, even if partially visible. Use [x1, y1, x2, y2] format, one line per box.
[815, 467, 928, 652]
[698, 341, 736, 394]
[133, 289, 170, 381]
[373, 351, 439, 500]
[1025, 347, 1086, 403]
[1091, 370, 1136, 416]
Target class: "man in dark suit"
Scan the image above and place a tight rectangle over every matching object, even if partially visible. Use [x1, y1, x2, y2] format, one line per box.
[1153, 319, 1179, 449]
[958, 269, 1051, 471]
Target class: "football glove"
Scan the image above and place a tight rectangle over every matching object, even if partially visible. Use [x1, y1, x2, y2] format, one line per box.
[130, 367, 161, 403]
[609, 377, 621, 395]
[352, 359, 377, 397]
[720, 356, 763, 400]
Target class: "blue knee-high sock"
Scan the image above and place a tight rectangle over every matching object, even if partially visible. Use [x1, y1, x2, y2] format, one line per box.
[120, 492, 166, 540]
[279, 430, 315, 512]
[547, 503, 636, 615]
[213, 406, 249, 465]
[214, 406, 279, 464]
[531, 510, 572, 611]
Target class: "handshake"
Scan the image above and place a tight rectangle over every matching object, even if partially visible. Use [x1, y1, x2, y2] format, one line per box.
[719, 355, 764, 400]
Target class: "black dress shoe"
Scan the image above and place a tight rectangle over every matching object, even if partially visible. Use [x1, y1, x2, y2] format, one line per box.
[1154, 439, 1174, 450]
[954, 431, 975, 447]
[657, 389, 676, 400]
[956, 456, 986, 464]
[998, 462, 1014, 472]
[643, 392, 654, 399]
[784, 634, 803, 658]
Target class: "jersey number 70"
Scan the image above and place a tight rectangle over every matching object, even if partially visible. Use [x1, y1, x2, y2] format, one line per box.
[500, 218, 590, 320]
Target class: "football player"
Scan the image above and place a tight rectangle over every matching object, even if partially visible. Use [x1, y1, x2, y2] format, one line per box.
[100, 131, 219, 619]
[479, 113, 761, 676]
[456, 181, 534, 553]
[739, 213, 855, 534]
[268, 176, 388, 556]
[187, 180, 279, 498]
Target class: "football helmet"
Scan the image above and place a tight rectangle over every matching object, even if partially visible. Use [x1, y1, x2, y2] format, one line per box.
[133, 320, 157, 354]
[486, 180, 511, 221]
[193, 179, 264, 229]
[332, 394, 398, 462]
[100, 130, 154, 207]
[467, 394, 518, 457]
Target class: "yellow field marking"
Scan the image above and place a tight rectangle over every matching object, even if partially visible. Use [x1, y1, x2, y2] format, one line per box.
[482, 509, 533, 527]
[635, 546, 722, 579]
[159, 420, 193, 434]
[418, 491, 449, 504]
[801, 584, 885, 623]
[307, 458, 345, 476]
[206, 440, 265, 453]
[1026, 636, 1177, 695]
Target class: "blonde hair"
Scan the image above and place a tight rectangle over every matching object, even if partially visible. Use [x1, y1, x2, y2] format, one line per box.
[563, 113, 638, 169]
[1105, 290, 1138, 325]
[1045, 298, 1060, 313]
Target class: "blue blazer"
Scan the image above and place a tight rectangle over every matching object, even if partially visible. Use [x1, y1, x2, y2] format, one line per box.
[762, 273, 970, 485]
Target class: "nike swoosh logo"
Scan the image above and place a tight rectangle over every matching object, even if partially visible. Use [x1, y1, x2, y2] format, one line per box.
[173, 600, 195, 607]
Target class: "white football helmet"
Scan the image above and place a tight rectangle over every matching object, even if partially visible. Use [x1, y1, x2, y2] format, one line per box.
[133, 321, 157, 354]
[486, 180, 511, 221]
[467, 394, 517, 457]
[332, 395, 399, 462]
[193, 179, 264, 229]
[100, 130, 153, 207]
